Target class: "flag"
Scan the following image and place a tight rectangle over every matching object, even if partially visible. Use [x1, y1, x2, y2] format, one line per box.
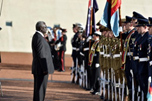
[147, 82, 152, 101]
[86, 0, 98, 37]
[100, 0, 121, 37]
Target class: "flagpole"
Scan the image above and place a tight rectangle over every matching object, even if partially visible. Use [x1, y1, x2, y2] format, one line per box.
[0, 0, 3, 16]
[89, 7, 93, 51]
[119, 6, 123, 52]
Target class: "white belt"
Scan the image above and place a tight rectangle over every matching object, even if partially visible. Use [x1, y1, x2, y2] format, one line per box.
[80, 52, 84, 56]
[106, 54, 110, 57]
[100, 46, 103, 48]
[139, 58, 149, 62]
[133, 56, 139, 60]
[83, 48, 89, 51]
[103, 54, 107, 57]
[120, 52, 122, 55]
[150, 61, 152, 66]
[76, 48, 79, 51]
[127, 52, 133, 56]
[100, 52, 104, 55]
[72, 47, 76, 50]
[113, 54, 120, 58]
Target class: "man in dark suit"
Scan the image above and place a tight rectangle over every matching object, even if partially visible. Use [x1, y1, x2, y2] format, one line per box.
[31, 21, 54, 101]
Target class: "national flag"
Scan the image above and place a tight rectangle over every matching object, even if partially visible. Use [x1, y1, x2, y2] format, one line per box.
[147, 82, 152, 101]
[100, 0, 121, 37]
[86, 0, 98, 37]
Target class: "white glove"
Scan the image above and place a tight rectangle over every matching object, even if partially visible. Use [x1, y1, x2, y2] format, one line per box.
[148, 76, 151, 82]
[86, 36, 92, 42]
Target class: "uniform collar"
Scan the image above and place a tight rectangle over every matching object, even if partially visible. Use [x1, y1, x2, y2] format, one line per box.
[141, 31, 148, 37]
[36, 31, 44, 37]
[128, 28, 134, 33]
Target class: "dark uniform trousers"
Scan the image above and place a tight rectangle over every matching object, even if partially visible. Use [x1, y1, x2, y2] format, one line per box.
[90, 41, 101, 92]
[33, 74, 48, 101]
[137, 32, 149, 100]
[58, 50, 65, 71]
[58, 35, 67, 71]
[91, 66, 101, 92]
[125, 56, 132, 91]
[83, 41, 92, 89]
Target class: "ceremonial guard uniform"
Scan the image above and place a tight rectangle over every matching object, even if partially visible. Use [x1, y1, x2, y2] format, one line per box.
[147, 17, 152, 100]
[52, 26, 62, 70]
[58, 29, 67, 72]
[99, 35, 105, 70]
[112, 37, 122, 79]
[121, 16, 136, 100]
[136, 18, 149, 100]
[83, 39, 93, 89]
[71, 24, 79, 83]
[89, 31, 101, 95]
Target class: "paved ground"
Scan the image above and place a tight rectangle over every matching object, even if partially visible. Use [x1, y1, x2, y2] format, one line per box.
[0, 63, 101, 101]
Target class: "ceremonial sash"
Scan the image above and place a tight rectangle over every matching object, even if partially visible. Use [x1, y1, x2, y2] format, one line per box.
[121, 30, 135, 70]
[88, 41, 99, 67]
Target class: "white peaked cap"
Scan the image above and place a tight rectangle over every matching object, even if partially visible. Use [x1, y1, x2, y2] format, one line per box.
[94, 31, 101, 36]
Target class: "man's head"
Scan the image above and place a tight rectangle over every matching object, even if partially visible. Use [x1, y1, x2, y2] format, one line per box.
[136, 18, 149, 34]
[132, 11, 146, 27]
[121, 18, 127, 33]
[131, 18, 138, 27]
[108, 31, 114, 38]
[72, 24, 79, 33]
[93, 31, 101, 40]
[36, 21, 47, 34]
[61, 28, 67, 35]
[124, 16, 134, 31]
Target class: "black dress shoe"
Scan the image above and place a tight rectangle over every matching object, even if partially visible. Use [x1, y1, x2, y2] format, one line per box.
[90, 91, 100, 95]
[60, 70, 65, 72]
[58, 69, 65, 72]
[85, 88, 91, 91]
[71, 79, 75, 83]
[100, 95, 105, 100]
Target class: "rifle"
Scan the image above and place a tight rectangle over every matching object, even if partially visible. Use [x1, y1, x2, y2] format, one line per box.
[130, 70, 134, 101]
[70, 62, 75, 83]
[74, 58, 78, 83]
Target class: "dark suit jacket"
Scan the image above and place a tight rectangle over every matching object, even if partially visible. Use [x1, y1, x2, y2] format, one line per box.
[32, 32, 54, 75]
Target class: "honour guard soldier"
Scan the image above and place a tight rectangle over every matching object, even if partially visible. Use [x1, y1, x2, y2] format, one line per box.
[148, 17, 152, 78]
[147, 17, 152, 100]
[58, 28, 67, 72]
[89, 31, 101, 95]
[52, 24, 62, 70]
[136, 18, 149, 101]
[121, 16, 136, 100]
[83, 36, 93, 90]
[71, 23, 82, 83]
[71, 23, 79, 83]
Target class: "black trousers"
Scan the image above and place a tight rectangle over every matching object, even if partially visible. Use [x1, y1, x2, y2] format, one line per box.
[91, 67, 101, 92]
[33, 74, 49, 101]
[52, 48, 60, 70]
[58, 50, 65, 71]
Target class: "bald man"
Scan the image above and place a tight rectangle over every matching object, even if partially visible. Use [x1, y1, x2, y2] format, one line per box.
[31, 21, 54, 101]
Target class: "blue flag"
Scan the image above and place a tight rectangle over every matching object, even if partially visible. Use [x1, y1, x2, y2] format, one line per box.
[100, 0, 121, 37]
[147, 82, 152, 101]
